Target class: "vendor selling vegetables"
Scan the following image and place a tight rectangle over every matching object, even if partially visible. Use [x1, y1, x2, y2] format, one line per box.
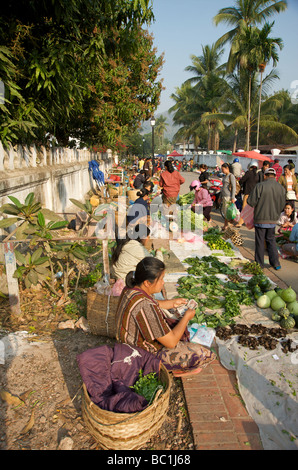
[189, 179, 213, 222]
[115, 257, 216, 377]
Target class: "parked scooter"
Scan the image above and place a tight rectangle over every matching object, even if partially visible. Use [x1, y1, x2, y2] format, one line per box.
[208, 178, 222, 210]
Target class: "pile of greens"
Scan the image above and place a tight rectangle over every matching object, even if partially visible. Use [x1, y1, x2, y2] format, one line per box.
[177, 255, 254, 328]
[177, 192, 195, 206]
[203, 228, 234, 256]
[131, 370, 164, 403]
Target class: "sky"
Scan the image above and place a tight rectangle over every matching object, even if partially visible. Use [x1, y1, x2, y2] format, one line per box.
[148, 0, 298, 115]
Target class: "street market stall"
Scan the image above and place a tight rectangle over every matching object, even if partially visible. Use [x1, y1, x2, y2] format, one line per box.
[164, 227, 298, 450]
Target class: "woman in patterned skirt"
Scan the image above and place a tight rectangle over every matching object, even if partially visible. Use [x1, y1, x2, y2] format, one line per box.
[115, 257, 216, 377]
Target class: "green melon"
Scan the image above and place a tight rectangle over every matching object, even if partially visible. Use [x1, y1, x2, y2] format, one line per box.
[270, 296, 286, 311]
[280, 316, 296, 329]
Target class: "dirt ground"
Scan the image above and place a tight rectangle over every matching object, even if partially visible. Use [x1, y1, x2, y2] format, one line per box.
[0, 303, 194, 451]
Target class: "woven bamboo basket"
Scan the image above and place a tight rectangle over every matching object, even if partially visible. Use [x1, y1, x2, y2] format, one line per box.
[81, 364, 171, 450]
[107, 185, 119, 198]
[127, 189, 139, 201]
[87, 289, 120, 338]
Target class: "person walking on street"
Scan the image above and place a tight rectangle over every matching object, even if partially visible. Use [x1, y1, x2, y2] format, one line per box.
[247, 167, 286, 270]
[143, 157, 152, 178]
[159, 160, 185, 206]
[235, 161, 258, 227]
[199, 164, 210, 189]
[257, 161, 270, 183]
[231, 158, 242, 178]
[272, 158, 283, 181]
[219, 163, 236, 231]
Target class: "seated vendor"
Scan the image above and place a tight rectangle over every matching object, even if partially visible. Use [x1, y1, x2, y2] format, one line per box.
[111, 224, 163, 282]
[277, 201, 298, 232]
[115, 257, 216, 377]
[127, 186, 152, 226]
[133, 170, 147, 190]
[281, 221, 298, 257]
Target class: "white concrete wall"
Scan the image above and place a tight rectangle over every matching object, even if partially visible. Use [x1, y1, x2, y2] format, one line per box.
[0, 143, 115, 213]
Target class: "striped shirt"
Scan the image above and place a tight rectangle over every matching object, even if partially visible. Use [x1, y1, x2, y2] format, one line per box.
[115, 287, 171, 354]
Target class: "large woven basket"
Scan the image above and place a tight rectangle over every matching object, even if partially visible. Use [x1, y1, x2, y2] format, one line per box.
[87, 289, 120, 338]
[81, 364, 171, 450]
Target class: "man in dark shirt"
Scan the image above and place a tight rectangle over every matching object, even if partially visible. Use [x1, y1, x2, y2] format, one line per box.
[133, 170, 147, 189]
[247, 168, 286, 270]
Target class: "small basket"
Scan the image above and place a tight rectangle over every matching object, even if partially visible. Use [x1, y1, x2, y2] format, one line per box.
[87, 289, 120, 338]
[81, 364, 171, 450]
[127, 189, 139, 201]
[107, 185, 119, 198]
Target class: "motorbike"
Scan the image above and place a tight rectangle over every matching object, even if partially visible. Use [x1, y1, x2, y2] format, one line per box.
[208, 178, 222, 209]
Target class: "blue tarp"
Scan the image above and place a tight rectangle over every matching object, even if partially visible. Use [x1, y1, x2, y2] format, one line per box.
[88, 160, 105, 187]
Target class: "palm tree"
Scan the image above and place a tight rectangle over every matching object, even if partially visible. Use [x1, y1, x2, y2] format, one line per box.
[185, 44, 226, 84]
[213, 0, 288, 51]
[213, 0, 287, 149]
[254, 21, 283, 148]
[171, 44, 228, 151]
[155, 115, 168, 149]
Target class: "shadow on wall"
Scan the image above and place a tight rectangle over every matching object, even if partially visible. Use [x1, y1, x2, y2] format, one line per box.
[57, 177, 68, 215]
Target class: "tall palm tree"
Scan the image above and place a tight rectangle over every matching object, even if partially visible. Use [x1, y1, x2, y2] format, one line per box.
[213, 0, 287, 51]
[174, 43, 228, 151]
[229, 25, 264, 149]
[185, 44, 226, 84]
[204, 70, 297, 150]
[213, 0, 287, 149]
[155, 115, 168, 149]
[254, 21, 283, 148]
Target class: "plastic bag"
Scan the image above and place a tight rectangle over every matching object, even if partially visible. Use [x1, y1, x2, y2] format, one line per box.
[240, 204, 254, 230]
[226, 202, 238, 221]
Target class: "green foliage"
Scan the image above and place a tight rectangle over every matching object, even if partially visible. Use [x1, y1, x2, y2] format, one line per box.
[131, 369, 164, 403]
[0, 0, 162, 148]
[14, 247, 51, 289]
[0, 192, 63, 240]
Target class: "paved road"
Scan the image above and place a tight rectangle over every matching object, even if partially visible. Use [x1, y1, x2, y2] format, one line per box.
[179, 171, 298, 294]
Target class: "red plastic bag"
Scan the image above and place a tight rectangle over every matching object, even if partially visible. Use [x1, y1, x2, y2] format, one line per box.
[240, 204, 254, 230]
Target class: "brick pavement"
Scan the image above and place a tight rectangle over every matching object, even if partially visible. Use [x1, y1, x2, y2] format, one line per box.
[158, 234, 265, 450]
[181, 356, 263, 450]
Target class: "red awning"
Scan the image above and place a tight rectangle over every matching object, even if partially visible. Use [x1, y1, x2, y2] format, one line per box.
[167, 150, 184, 157]
[232, 151, 274, 162]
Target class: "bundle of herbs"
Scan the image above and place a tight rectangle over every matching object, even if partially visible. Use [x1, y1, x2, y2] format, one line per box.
[131, 370, 164, 404]
[177, 255, 254, 328]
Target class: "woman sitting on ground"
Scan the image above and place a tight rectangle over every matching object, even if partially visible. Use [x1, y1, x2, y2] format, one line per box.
[277, 201, 298, 232]
[115, 257, 216, 377]
[127, 186, 153, 226]
[112, 225, 163, 283]
[281, 221, 298, 258]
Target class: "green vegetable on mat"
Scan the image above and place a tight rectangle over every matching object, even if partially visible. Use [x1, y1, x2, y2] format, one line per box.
[279, 286, 296, 304]
[257, 294, 271, 309]
[287, 301, 298, 316]
[280, 316, 296, 330]
[131, 370, 164, 403]
[278, 307, 290, 319]
[270, 295, 286, 312]
[271, 312, 282, 322]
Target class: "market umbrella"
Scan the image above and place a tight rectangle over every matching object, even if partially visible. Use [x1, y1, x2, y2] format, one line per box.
[232, 150, 273, 162]
[167, 150, 184, 158]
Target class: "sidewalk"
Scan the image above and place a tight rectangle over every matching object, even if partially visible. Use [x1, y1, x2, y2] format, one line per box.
[182, 358, 263, 450]
[155, 204, 297, 450]
[162, 242, 265, 450]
